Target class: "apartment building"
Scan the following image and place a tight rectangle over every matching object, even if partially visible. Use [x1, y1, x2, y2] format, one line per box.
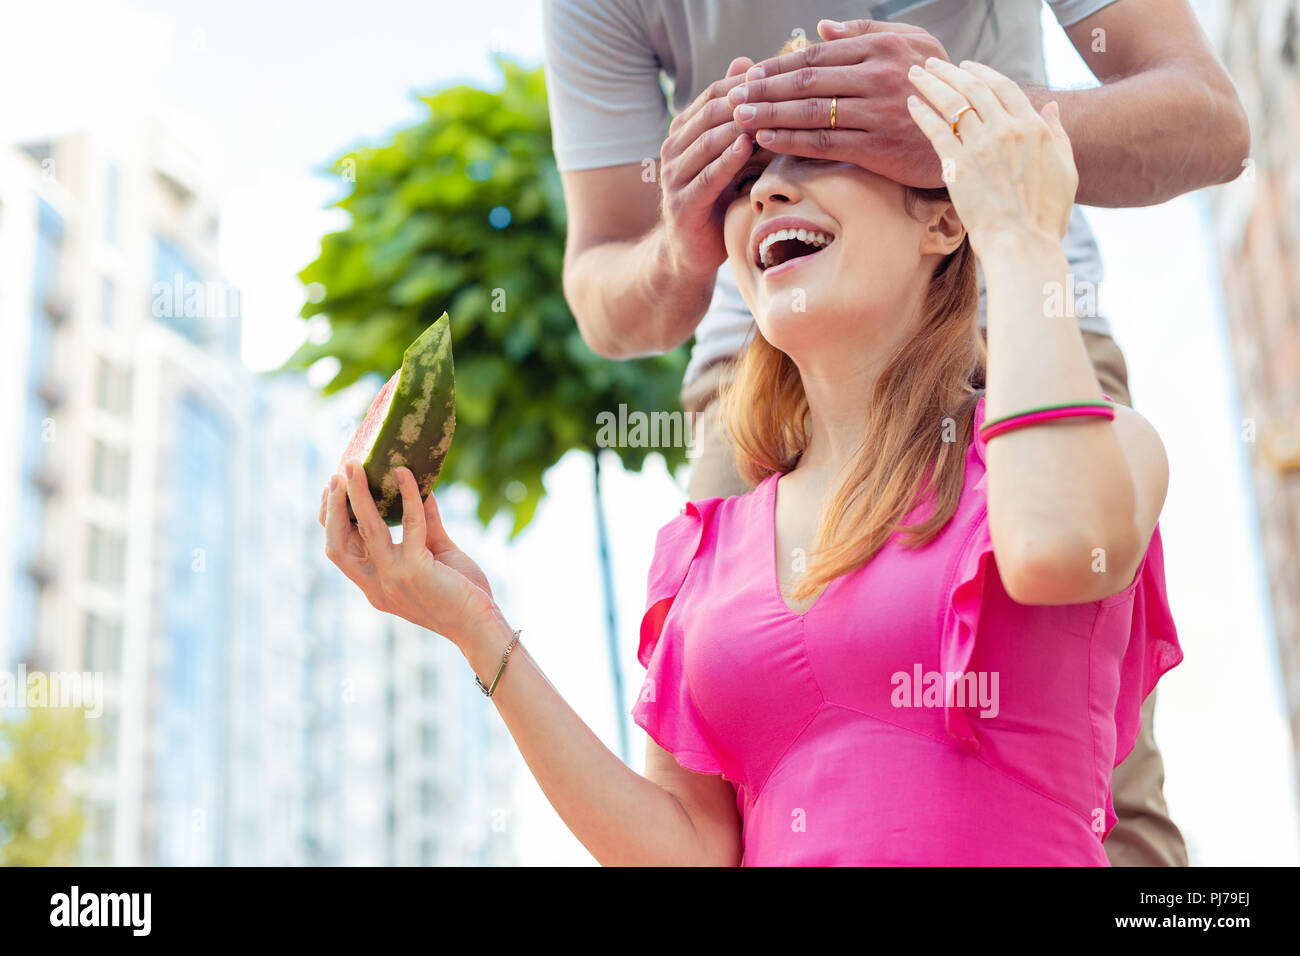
[0, 124, 515, 865]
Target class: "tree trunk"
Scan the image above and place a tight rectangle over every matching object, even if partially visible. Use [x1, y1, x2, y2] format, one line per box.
[592, 451, 630, 764]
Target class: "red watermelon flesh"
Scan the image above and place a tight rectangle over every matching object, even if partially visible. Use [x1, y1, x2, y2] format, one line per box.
[341, 369, 399, 466]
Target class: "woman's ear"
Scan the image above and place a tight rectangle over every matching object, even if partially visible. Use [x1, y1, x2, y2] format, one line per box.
[919, 201, 966, 256]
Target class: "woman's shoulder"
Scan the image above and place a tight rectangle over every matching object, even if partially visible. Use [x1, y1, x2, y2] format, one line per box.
[639, 475, 774, 666]
[655, 473, 776, 548]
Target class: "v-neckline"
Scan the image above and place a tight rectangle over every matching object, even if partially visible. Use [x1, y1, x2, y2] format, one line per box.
[767, 472, 836, 619]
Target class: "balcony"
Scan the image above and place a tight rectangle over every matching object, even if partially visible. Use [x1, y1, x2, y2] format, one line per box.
[35, 377, 67, 409]
[32, 462, 62, 496]
[43, 292, 72, 326]
[25, 554, 58, 588]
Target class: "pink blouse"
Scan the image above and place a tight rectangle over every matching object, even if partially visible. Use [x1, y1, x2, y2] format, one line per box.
[632, 397, 1182, 865]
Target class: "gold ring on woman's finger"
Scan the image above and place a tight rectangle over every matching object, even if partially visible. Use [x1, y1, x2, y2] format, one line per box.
[949, 104, 975, 136]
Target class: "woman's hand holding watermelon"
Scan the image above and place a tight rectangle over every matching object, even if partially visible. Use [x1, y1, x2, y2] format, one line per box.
[322, 461, 499, 648]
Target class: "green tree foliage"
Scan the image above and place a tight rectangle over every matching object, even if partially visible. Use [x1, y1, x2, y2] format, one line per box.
[0, 708, 90, 866]
[288, 57, 688, 535]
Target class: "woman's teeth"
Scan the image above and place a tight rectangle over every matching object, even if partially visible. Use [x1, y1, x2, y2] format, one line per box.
[758, 229, 834, 270]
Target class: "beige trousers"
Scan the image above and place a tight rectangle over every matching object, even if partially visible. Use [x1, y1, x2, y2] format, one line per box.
[678, 330, 1188, 867]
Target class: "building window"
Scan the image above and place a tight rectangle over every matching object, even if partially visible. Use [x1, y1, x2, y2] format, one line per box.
[420, 781, 439, 814]
[151, 234, 240, 358]
[83, 611, 123, 674]
[101, 276, 115, 327]
[86, 524, 126, 588]
[90, 440, 129, 500]
[94, 714, 118, 771]
[93, 357, 131, 417]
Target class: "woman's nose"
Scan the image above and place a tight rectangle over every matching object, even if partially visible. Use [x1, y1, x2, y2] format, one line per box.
[752, 157, 801, 208]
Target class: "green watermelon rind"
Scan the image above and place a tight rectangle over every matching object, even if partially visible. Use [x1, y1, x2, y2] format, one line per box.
[361, 312, 455, 526]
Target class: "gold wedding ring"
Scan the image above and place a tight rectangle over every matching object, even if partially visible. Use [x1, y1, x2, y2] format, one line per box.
[949, 104, 974, 135]
[829, 95, 837, 130]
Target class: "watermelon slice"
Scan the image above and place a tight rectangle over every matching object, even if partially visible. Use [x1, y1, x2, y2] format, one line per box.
[340, 312, 455, 525]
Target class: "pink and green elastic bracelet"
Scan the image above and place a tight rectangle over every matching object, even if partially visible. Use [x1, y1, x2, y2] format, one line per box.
[980, 400, 1116, 441]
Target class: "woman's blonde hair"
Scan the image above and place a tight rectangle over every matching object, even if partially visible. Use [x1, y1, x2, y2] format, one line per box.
[718, 35, 984, 603]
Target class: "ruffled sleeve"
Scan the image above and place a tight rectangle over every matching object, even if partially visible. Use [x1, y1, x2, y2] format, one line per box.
[940, 397, 1184, 838]
[1105, 523, 1183, 769]
[631, 498, 727, 776]
[941, 514, 996, 754]
[1088, 521, 1184, 840]
[938, 395, 1183, 756]
[939, 397, 994, 753]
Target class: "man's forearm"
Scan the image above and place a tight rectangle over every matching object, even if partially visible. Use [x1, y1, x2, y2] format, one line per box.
[1023, 65, 1249, 207]
[565, 224, 719, 359]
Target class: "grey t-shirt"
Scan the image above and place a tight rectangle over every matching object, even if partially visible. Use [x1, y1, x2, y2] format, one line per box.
[543, 0, 1117, 385]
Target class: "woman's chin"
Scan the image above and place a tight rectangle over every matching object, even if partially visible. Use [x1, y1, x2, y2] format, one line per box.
[754, 285, 839, 327]
[755, 305, 827, 350]
[755, 297, 867, 353]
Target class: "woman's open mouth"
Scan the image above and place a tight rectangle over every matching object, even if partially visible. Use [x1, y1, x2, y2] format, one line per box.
[754, 226, 837, 281]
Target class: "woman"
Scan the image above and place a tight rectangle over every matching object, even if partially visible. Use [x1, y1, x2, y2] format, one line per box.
[321, 55, 1181, 865]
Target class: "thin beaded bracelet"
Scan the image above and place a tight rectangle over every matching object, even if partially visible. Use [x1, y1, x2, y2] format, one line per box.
[475, 628, 521, 697]
[980, 401, 1115, 441]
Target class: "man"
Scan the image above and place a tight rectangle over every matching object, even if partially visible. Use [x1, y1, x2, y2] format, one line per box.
[542, 0, 1249, 866]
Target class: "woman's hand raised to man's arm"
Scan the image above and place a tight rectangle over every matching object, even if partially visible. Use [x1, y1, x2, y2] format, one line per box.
[734, 7, 1248, 206]
[907, 59, 1168, 607]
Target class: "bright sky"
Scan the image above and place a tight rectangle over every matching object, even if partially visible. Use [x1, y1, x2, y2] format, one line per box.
[5, 0, 1295, 866]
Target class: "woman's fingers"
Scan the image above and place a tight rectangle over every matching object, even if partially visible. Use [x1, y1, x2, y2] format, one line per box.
[909, 60, 987, 130]
[324, 475, 358, 570]
[396, 468, 428, 562]
[957, 59, 1041, 126]
[423, 489, 458, 555]
[1041, 99, 1070, 143]
[343, 461, 394, 571]
[906, 94, 962, 156]
[907, 63, 986, 136]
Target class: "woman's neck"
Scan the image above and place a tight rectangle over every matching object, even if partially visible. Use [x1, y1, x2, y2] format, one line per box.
[791, 343, 896, 481]
[795, 361, 878, 481]
[785, 292, 927, 480]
